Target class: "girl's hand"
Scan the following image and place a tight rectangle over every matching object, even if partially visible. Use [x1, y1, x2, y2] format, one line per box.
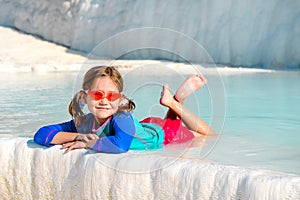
[62, 141, 87, 153]
[75, 133, 99, 148]
[78, 134, 99, 149]
[62, 133, 99, 153]
[75, 133, 99, 142]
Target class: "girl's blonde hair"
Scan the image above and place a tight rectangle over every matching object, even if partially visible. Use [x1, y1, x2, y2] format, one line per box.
[69, 66, 135, 126]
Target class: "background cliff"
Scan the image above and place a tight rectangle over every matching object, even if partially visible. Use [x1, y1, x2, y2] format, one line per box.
[1, 0, 299, 69]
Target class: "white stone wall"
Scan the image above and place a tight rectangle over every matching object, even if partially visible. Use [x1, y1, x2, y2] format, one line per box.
[1, 137, 299, 199]
[1, 0, 299, 68]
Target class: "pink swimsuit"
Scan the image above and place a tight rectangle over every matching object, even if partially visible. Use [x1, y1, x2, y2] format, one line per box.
[140, 117, 195, 145]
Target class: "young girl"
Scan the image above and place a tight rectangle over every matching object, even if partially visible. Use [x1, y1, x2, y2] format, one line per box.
[34, 66, 215, 153]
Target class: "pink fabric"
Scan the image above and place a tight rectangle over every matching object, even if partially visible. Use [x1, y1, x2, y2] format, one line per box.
[140, 117, 194, 145]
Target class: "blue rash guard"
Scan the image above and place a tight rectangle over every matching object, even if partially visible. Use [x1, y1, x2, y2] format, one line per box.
[34, 112, 164, 153]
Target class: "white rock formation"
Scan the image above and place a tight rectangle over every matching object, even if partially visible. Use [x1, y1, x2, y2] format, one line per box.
[0, 0, 299, 68]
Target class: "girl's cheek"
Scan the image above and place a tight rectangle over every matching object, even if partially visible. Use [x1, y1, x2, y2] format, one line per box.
[111, 100, 121, 108]
[86, 100, 96, 111]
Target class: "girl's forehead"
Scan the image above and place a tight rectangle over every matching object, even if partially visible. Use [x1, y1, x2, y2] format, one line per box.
[91, 77, 119, 91]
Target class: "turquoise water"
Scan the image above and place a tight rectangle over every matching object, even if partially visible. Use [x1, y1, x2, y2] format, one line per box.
[200, 71, 300, 174]
[0, 72, 76, 136]
[0, 69, 299, 174]
[224, 72, 300, 147]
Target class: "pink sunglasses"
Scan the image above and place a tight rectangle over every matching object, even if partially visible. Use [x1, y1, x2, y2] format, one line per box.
[87, 90, 122, 101]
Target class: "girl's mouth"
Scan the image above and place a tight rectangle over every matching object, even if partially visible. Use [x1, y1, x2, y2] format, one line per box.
[96, 106, 110, 110]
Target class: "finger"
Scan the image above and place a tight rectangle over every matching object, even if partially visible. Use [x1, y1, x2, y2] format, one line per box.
[75, 135, 82, 141]
[68, 141, 87, 152]
[198, 75, 206, 83]
[203, 77, 207, 84]
[85, 134, 93, 140]
[65, 146, 74, 153]
[65, 143, 78, 153]
[88, 134, 99, 140]
[76, 135, 89, 142]
[76, 135, 86, 141]
[62, 142, 74, 149]
[82, 136, 91, 143]
[77, 141, 87, 149]
[82, 134, 98, 141]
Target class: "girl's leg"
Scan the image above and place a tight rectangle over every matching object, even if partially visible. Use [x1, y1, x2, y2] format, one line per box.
[174, 74, 207, 103]
[161, 75, 215, 136]
[164, 75, 206, 119]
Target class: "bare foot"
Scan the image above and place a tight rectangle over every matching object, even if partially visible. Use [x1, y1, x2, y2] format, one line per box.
[174, 74, 207, 103]
[160, 84, 175, 107]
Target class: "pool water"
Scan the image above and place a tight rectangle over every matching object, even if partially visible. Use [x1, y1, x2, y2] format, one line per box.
[0, 72, 76, 136]
[187, 70, 300, 174]
[0, 68, 299, 175]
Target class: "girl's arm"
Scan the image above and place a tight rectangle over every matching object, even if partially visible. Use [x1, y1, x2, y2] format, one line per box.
[50, 132, 80, 144]
[34, 120, 78, 146]
[64, 113, 136, 154]
[91, 116, 135, 153]
[92, 113, 136, 153]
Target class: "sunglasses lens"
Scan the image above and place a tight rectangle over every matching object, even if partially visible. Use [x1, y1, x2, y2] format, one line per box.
[88, 91, 105, 100]
[88, 90, 121, 101]
[107, 92, 122, 101]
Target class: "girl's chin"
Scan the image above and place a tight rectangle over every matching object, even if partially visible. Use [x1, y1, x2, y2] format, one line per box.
[94, 111, 113, 119]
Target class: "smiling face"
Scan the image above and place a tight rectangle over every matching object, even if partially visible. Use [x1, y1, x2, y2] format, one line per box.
[85, 76, 121, 124]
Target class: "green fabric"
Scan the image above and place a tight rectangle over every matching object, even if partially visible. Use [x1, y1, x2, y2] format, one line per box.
[130, 118, 164, 150]
[94, 120, 111, 137]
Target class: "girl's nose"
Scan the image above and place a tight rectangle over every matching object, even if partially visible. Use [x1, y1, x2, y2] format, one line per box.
[98, 97, 109, 104]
